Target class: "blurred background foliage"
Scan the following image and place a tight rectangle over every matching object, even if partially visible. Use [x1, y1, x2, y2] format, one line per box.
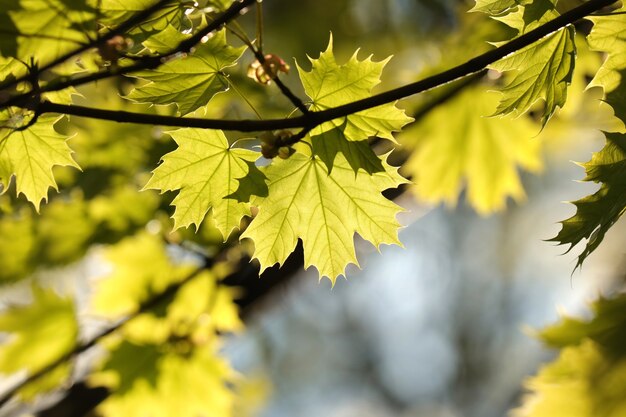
[0, 1, 626, 417]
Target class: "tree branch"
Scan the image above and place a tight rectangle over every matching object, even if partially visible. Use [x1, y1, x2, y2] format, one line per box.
[1, 0, 256, 109]
[31, 0, 617, 136]
[0, 0, 173, 92]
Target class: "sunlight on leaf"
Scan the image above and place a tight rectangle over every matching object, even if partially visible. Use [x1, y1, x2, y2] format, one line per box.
[297, 35, 413, 173]
[144, 128, 260, 238]
[241, 151, 407, 283]
[0, 115, 79, 211]
[400, 85, 542, 214]
[126, 29, 246, 116]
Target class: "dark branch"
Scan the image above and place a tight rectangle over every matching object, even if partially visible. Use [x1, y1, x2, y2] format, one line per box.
[0, 0, 173, 92]
[31, 0, 617, 136]
[1, 0, 257, 109]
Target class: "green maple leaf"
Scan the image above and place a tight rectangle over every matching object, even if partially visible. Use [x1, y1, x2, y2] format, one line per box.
[241, 150, 407, 283]
[90, 341, 236, 417]
[550, 132, 626, 268]
[144, 128, 259, 237]
[512, 295, 626, 417]
[484, 0, 576, 126]
[587, 4, 626, 123]
[538, 294, 626, 351]
[470, 0, 531, 15]
[126, 29, 246, 116]
[0, 285, 78, 399]
[0, 0, 95, 64]
[400, 86, 542, 214]
[297, 36, 413, 173]
[0, 115, 79, 211]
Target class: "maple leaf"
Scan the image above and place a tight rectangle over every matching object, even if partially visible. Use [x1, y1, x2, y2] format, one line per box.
[297, 35, 413, 173]
[512, 294, 626, 417]
[126, 29, 246, 116]
[144, 128, 259, 238]
[484, 0, 576, 126]
[90, 341, 236, 417]
[400, 85, 542, 214]
[241, 151, 407, 283]
[0, 115, 79, 211]
[550, 132, 626, 268]
[0, 285, 78, 399]
[587, 4, 626, 123]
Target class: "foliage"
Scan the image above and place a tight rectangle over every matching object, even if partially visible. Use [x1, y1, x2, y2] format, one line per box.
[513, 294, 626, 417]
[0, 0, 624, 416]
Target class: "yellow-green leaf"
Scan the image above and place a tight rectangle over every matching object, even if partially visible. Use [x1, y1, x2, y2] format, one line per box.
[400, 86, 542, 214]
[513, 294, 626, 417]
[587, 4, 626, 123]
[126, 29, 246, 115]
[297, 35, 413, 173]
[241, 151, 407, 283]
[0, 115, 79, 211]
[144, 128, 259, 238]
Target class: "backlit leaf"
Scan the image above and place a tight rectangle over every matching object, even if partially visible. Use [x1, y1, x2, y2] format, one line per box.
[144, 128, 259, 238]
[0, 0, 95, 64]
[241, 151, 407, 283]
[0, 115, 79, 211]
[126, 29, 246, 115]
[400, 86, 542, 214]
[488, 0, 575, 126]
[513, 294, 626, 417]
[587, 4, 626, 123]
[470, 0, 531, 15]
[297, 36, 413, 173]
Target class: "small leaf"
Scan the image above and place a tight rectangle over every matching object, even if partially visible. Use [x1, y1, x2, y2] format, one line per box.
[144, 128, 259, 238]
[400, 86, 542, 214]
[241, 151, 407, 283]
[126, 29, 246, 115]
